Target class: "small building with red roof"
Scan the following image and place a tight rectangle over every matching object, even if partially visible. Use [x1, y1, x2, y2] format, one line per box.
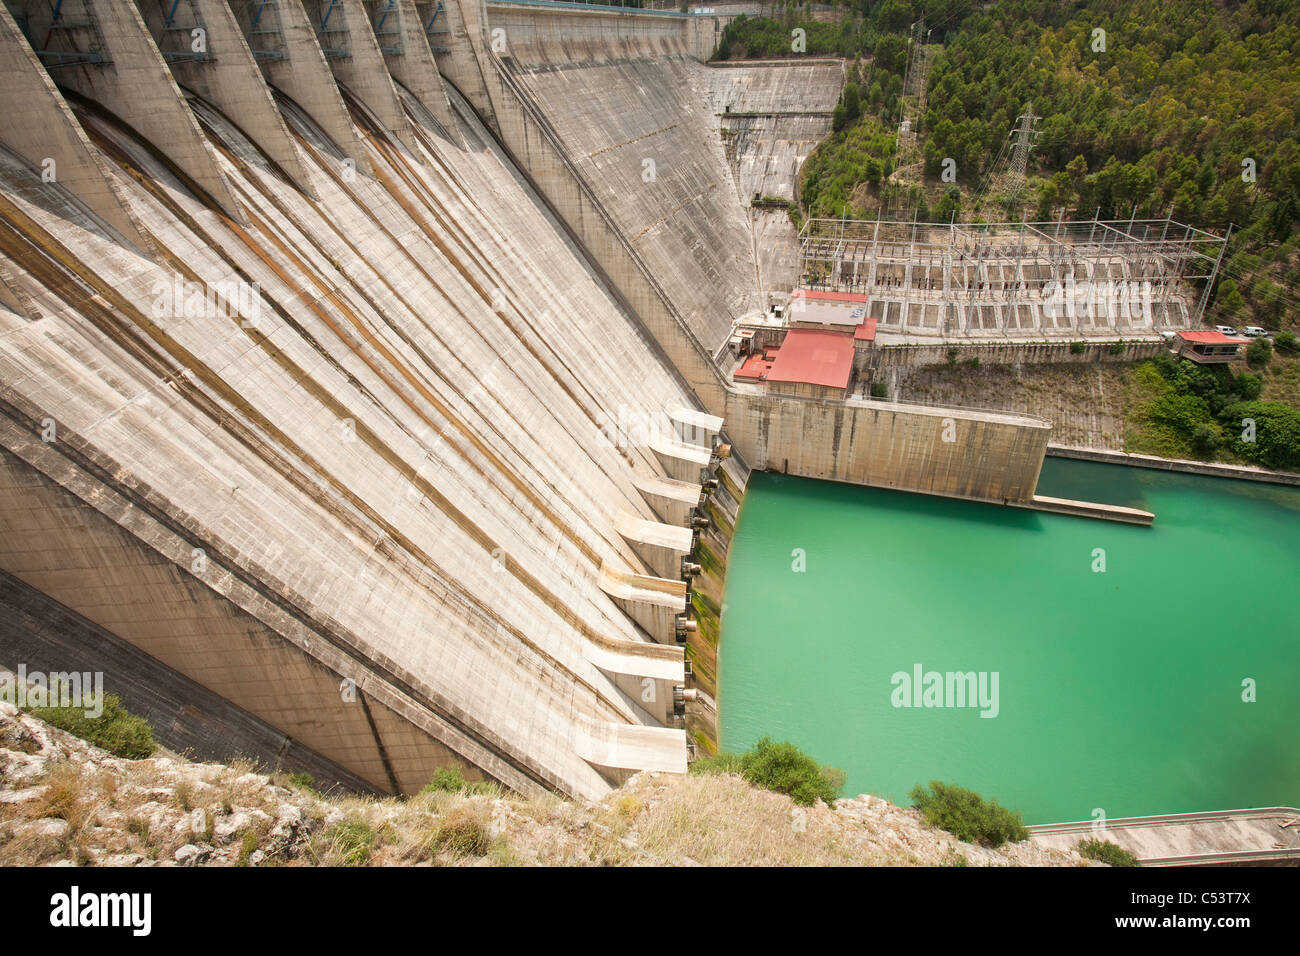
[765, 329, 856, 399]
[1174, 330, 1249, 364]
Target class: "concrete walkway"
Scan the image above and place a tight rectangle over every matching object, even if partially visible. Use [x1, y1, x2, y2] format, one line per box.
[1030, 807, 1300, 866]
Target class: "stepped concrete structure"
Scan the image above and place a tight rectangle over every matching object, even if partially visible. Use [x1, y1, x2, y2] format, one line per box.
[0, 0, 1080, 799]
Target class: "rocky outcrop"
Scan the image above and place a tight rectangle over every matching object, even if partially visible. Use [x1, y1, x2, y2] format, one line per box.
[1, 703, 1088, 866]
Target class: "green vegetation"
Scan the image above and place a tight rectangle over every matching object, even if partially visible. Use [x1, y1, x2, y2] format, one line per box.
[1247, 337, 1273, 368]
[321, 818, 376, 867]
[690, 737, 844, 806]
[910, 780, 1029, 847]
[690, 750, 744, 776]
[27, 692, 157, 760]
[420, 766, 496, 796]
[286, 771, 317, 793]
[1077, 838, 1142, 867]
[1275, 331, 1299, 355]
[1127, 355, 1300, 468]
[236, 830, 260, 867]
[422, 767, 469, 793]
[715, 13, 869, 61]
[870, 381, 889, 398]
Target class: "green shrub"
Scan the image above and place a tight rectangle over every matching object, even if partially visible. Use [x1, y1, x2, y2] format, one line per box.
[870, 382, 888, 398]
[1219, 400, 1300, 469]
[1069, 341, 1087, 354]
[1273, 331, 1298, 355]
[1246, 337, 1273, 368]
[909, 781, 1029, 847]
[324, 818, 375, 867]
[1077, 838, 1141, 867]
[1232, 372, 1263, 400]
[419, 766, 495, 796]
[1191, 423, 1219, 453]
[286, 771, 317, 793]
[1109, 341, 1127, 355]
[739, 737, 843, 807]
[28, 692, 156, 760]
[421, 767, 468, 794]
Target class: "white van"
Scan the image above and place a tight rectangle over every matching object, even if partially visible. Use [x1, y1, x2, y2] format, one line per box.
[1215, 325, 1239, 336]
[1243, 326, 1268, 337]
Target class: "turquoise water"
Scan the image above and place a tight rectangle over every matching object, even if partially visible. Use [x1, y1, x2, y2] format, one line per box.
[718, 459, 1300, 824]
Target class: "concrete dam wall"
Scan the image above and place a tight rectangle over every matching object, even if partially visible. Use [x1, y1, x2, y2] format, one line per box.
[0, 0, 754, 798]
[0, 1, 1059, 795]
[470, 3, 1051, 501]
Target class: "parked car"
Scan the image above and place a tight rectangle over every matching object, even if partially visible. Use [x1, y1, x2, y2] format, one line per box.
[1215, 325, 1239, 336]
[1243, 326, 1268, 337]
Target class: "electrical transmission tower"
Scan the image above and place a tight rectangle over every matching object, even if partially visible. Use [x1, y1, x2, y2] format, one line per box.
[975, 104, 1040, 217]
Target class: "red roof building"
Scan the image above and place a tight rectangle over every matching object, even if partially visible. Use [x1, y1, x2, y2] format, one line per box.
[1174, 330, 1249, 364]
[765, 329, 855, 398]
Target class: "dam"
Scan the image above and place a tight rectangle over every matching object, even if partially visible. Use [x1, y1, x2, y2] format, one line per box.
[0, 0, 1244, 806]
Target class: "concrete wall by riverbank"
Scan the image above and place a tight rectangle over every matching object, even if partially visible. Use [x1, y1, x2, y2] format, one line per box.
[1047, 445, 1300, 486]
[727, 391, 1051, 503]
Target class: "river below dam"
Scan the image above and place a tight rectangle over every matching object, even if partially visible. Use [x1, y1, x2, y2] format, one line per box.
[718, 458, 1300, 824]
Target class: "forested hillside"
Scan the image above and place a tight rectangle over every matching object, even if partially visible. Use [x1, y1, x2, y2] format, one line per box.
[718, 0, 1300, 332]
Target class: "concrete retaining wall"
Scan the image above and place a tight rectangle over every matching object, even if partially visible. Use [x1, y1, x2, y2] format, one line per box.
[726, 391, 1050, 503]
[871, 340, 1166, 369]
[1047, 444, 1300, 486]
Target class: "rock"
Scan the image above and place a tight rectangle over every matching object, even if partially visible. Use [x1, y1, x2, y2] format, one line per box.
[0, 785, 48, 804]
[101, 853, 146, 866]
[320, 806, 344, 828]
[15, 818, 70, 840]
[173, 844, 204, 866]
[247, 850, 266, 866]
[213, 811, 252, 842]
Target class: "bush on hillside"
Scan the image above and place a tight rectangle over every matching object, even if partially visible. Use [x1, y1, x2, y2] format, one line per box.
[740, 737, 844, 807]
[1077, 838, 1141, 867]
[28, 692, 157, 760]
[1247, 337, 1273, 368]
[909, 781, 1029, 847]
[690, 739, 844, 806]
